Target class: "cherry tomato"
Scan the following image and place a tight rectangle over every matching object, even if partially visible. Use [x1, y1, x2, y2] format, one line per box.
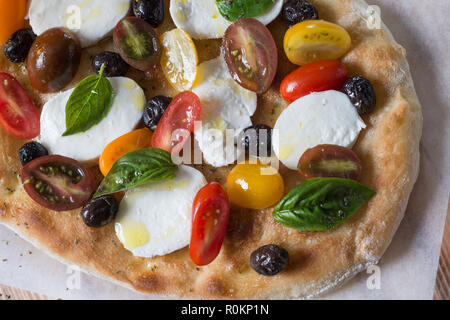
[151, 91, 202, 153]
[298, 144, 362, 180]
[222, 18, 278, 94]
[280, 60, 348, 103]
[27, 28, 81, 93]
[99, 128, 153, 176]
[0, 0, 27, 44]
[226, 162, 284, 210]
[190, 182, 230, 266]
[113, 17, 161, 72]
[284, 20, 351, 66]
[0, 73, 40, 139]
[21, 155, 96, 211]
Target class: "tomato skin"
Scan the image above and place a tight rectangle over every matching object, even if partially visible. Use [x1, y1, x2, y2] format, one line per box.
[190, 182, 230, 266]
[151, 91, 202, 153]
[21, 155, 96, 212]
[0, 0, 27, 44]
[0, 73, 40, 139]
[280, 60, 348, 103]
[99, 128, 153, 176]
[298, 144, 362, 180]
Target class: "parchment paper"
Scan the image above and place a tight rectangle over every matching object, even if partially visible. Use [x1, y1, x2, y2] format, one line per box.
[0, 0, 449, 300]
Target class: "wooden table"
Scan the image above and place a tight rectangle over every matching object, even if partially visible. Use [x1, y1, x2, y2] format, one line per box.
[1, 200, 449, 300]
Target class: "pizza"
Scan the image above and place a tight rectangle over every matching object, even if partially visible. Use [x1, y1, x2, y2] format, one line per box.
[0, 0, 422, 299]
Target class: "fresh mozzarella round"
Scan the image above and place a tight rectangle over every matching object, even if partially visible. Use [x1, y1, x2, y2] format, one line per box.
[273, 90, 366, 170]
[169, 0, 284, 40]
[115, 165, 207, 258]
[29, 0, 130, 47]
[192, 56, 257, 167]
[39, 77, 145, 162]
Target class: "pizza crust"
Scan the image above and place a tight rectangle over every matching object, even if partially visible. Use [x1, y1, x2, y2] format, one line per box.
[0, 0, 422, 299]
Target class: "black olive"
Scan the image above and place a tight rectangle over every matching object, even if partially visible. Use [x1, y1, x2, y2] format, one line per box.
[133, 0, 164, 28]
[342, 76, 376, 115]
[18, 142, 49, 166]
[250, 244, 289, 276]
[92, 51, 129, 77]
[81, 196, 119, 228]
[143, 95, 172, 131]
[282, 0, 319, 25]
[238, 124, 273, 157]
[4, 28, 37, 63]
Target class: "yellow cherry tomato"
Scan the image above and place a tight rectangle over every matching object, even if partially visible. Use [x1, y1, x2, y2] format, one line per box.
[0, 0, 27, 44]
[284, 20, 351, 66]
[99, 128, 153, 176]
[160, 28, 199, 91]
[226, 162, 285, 210]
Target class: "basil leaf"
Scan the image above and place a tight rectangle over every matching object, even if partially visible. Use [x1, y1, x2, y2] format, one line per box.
[62, 64, 114, 136]
[216, 0, 275, 22]
[94, 148, 178, 197]
[273, 178, 376, 231]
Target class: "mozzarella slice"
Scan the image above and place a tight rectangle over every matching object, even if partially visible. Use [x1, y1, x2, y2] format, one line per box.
[170, 0, 284, 40]
[192, 56, 257, 167]
[115, 165, 207, 258]
[273, 90, 366, 170]
[29, 0, 130, 47]
[39, 77, 145, 162]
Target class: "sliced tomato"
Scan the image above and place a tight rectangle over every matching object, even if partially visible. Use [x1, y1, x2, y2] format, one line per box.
[190, 182, 230, 266]
[280, 60, 348, 103]
[151, 91, 201, 153]
[222, 18, 278, 94]
[21, 155, 96, 211]
[0, 73, 40, 139]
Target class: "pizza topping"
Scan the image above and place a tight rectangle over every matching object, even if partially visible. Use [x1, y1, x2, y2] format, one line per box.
[284, 20, 351, 66]
[190, 182, 230, 266]
[21, 155, 96, 212]
[238, 124, 273, 158]
[217, 0, 276, 22]
[160, 28, 199, 92]
[280, 60, 348, 103]
[282, 0, 319, 25]
[0, 73, 41, 140]
[298, 145, 362, 180]
[0, 0, 27, 44]
[92, 52, 129, 78]
[18, 142, 49, 166]
[226, 162, 284, 210]
[81, 196, 119, 228]
[273, 178, 375, 231]
[250, 244, 289, 276]
[151, 91, 202, 153]
[4, 29, 36, 63]
[113, 17, 161, 72]
[133, 0, 165, 28]
[94, 148, 177, 198]
[222, 18, 278, 94]
[342, 76, 377, 115]
[143, 95, 172, 131]
[27, 28, 82, 93]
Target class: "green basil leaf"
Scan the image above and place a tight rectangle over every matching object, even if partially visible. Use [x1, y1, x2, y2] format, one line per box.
[216, 0, 275, 22]
[94, 148, 178, 197]
[273, 178, 376, 231]
[62, 64, 114, 136]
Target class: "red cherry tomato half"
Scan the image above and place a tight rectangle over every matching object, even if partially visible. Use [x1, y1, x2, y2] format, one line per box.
[190, 182, 230, 266]
[280, 60, 348, 103]
[298, 144, 362, 180]
[0, 73, 40, 139]
[222, 18, 278, 94]
[21, 155, 96, 211]
[151, 91, 201, 153]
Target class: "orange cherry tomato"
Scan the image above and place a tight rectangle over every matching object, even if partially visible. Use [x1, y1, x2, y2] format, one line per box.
[99, 128, 153, 176]
[190, 182, 230, 266]
[0, 0, 27, 44]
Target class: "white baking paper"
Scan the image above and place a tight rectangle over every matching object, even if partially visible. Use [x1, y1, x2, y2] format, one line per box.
[0, 0, 449, 300]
